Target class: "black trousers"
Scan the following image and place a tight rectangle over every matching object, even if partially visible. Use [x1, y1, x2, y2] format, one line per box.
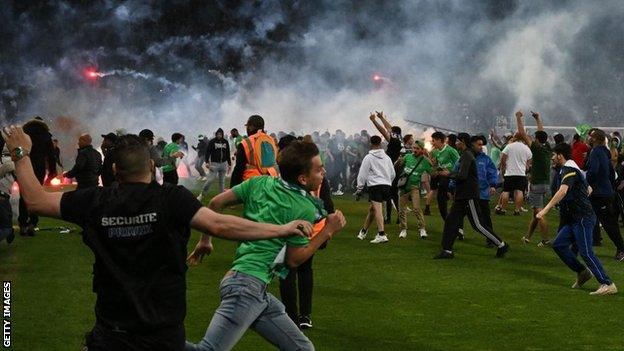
[591, 196, 624, 252]
[279, 255, 314, 322]
[436, 176, 451, 220]
[162, 170, 179, 185]
[385, 178, 399, 222]
[18, 165, 46, 228]
[441, 198, 503, 251]
[85, 322, 185, 351]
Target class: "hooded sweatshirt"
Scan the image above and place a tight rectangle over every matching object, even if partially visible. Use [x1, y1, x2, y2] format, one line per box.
[357, 149, 395, 188]
[206, 128, 231, 165]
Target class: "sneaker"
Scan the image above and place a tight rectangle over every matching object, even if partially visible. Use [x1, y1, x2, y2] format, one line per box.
[589, 283, 618, 296]
[496, 242, 510, 258]
[59, 227, 71, 234]
[424, 206, 431, 215]
[331, 190, 344, 196]
[399, 229, 407, 239]
[457, 228, 464, 241]
[572, 269, 593, 289]
[434, 250, 454, 259]
[27, 225, 36, 237]
[419, 229, 427, 239]
[357, 229, 368, 240]
[370, 234, 389, 244]
[537, 240, 551, 247]
[615, 251, 624, 261]
[196, 194, 203, 202]
[521, 236, 530, 244]
[495, 208, 506, 215]
[520, 206, 529, 213]
[513, 210, 521, 216]
[299, 315, 313, 329]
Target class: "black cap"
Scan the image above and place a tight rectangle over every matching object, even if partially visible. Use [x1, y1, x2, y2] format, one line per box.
[457, 132, 471, 146]
[139, 129, 154, 140]
[101, 132, 118, 141]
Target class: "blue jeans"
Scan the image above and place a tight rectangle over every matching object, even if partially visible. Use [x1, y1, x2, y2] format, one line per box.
[552, 215, 612, 285]
[199, 162, 228, 196]
[185, 271, 314, 351]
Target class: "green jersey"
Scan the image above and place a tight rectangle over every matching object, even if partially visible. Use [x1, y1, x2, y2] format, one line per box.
[161, 142, 179, 172]
[234, 135, 244, 147]
[431, 145, 460, 171]
[530, 141, 552, 184]
[401, 154, 432, 193]
[490, 147, 502, 168]
[231, 176, 326, 283]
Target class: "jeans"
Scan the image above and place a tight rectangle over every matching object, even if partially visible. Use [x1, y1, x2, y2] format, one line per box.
[199, 162, 228, 196]
[195, 157, 207, 177]
[552, 215, 612, 285]
[185, 271, 313, 351]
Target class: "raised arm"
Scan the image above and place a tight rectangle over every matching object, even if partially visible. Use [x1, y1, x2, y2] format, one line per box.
[515, 110, 532, 145]
[2, 126, 63, 218]
[369, 113, 391, 141]
[531, 111, 544, 132]
[489, 129, 502, 149]
[377, 111, 394, 131]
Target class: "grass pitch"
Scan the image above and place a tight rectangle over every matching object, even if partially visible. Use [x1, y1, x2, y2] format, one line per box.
[1, 189, 623, 350]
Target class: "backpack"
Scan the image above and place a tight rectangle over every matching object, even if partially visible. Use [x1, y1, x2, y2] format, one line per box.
[244, 133, 278, 175]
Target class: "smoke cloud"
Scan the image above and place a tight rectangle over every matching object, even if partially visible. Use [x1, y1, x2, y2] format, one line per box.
[1, 0, 623, 140]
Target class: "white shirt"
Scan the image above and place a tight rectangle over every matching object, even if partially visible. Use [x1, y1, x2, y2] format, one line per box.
[357, 149, 396, 187]
[502, 141, 532, 176]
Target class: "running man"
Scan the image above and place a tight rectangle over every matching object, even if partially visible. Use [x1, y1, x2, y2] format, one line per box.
[537, 143, 618, 295]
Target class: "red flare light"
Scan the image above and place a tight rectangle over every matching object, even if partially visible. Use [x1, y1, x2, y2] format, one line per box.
[373, 75, 381, 81]
[84, 69, 102, 80]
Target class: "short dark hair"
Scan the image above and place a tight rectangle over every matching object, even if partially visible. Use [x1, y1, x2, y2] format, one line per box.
[554, 133, 565, 144]
[402, 134, 413, 144]
[469, 135, 482, 145]
[590, 128, 606, 145]
[431, 131, 445, 142]
[278, 134, 298, 151]
[278, 141, 319, 185]
[171, 133, 184, 143]
[391, 126, 401, 135]
[247, 115, 265, 130]
[457, 133, 470, 146]
[370, 135, 382, 146]
[573, 133, 581, 141]
[447, 134, 457, 145]
[535, 130, 548, 144]
[113, 134, 151, 181]
[553, 143, 572, 160]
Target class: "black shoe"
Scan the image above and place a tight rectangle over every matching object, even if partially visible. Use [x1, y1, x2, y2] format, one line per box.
[19, 226, 28, 236]
[6, 232, 15, 244]
[424, 207, 431, 215]
[299, 315, 313, 329]
[513, 210, 521, 216]
[495, 208, 506, 215]
[27, 225, 36, 237]
[434, 250, 455, 259]
[496, 242, 510, 258]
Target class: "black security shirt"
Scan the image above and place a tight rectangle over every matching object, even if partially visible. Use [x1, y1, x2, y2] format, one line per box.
[61, 181, 202, 330]
[557, 166, 594, 223]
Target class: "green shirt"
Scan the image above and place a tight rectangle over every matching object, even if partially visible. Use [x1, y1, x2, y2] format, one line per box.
[161, 143, 179, 172]
[234, 135, 244, 147]
[490, 147, 502, 168]
[401, 154, 432, 193]
[530, 141, 552, 184]
[431, 145, 460, 171]
[231, 176, 326, 284]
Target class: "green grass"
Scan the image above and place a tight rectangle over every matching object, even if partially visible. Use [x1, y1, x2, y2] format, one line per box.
[1, 188, 623, 350]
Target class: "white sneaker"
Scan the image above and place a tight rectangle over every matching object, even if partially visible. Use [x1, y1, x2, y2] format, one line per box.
[419, 229, 428, 239]
[370, 234, 389, 244]
[357, 229, 368, 240]
[196, 194, 203, 202]
[589, 283, 618, 296]
[332, 190, 344, 196]
[399, 229, 407, 238]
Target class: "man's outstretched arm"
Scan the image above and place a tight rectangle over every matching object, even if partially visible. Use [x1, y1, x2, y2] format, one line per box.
[2, 126, 62, 218]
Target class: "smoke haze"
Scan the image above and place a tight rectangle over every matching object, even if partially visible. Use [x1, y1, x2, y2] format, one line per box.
[1, 0, 623, 138]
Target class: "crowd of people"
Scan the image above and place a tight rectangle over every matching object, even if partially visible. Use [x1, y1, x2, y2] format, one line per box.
[1, 108, 623, 350]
